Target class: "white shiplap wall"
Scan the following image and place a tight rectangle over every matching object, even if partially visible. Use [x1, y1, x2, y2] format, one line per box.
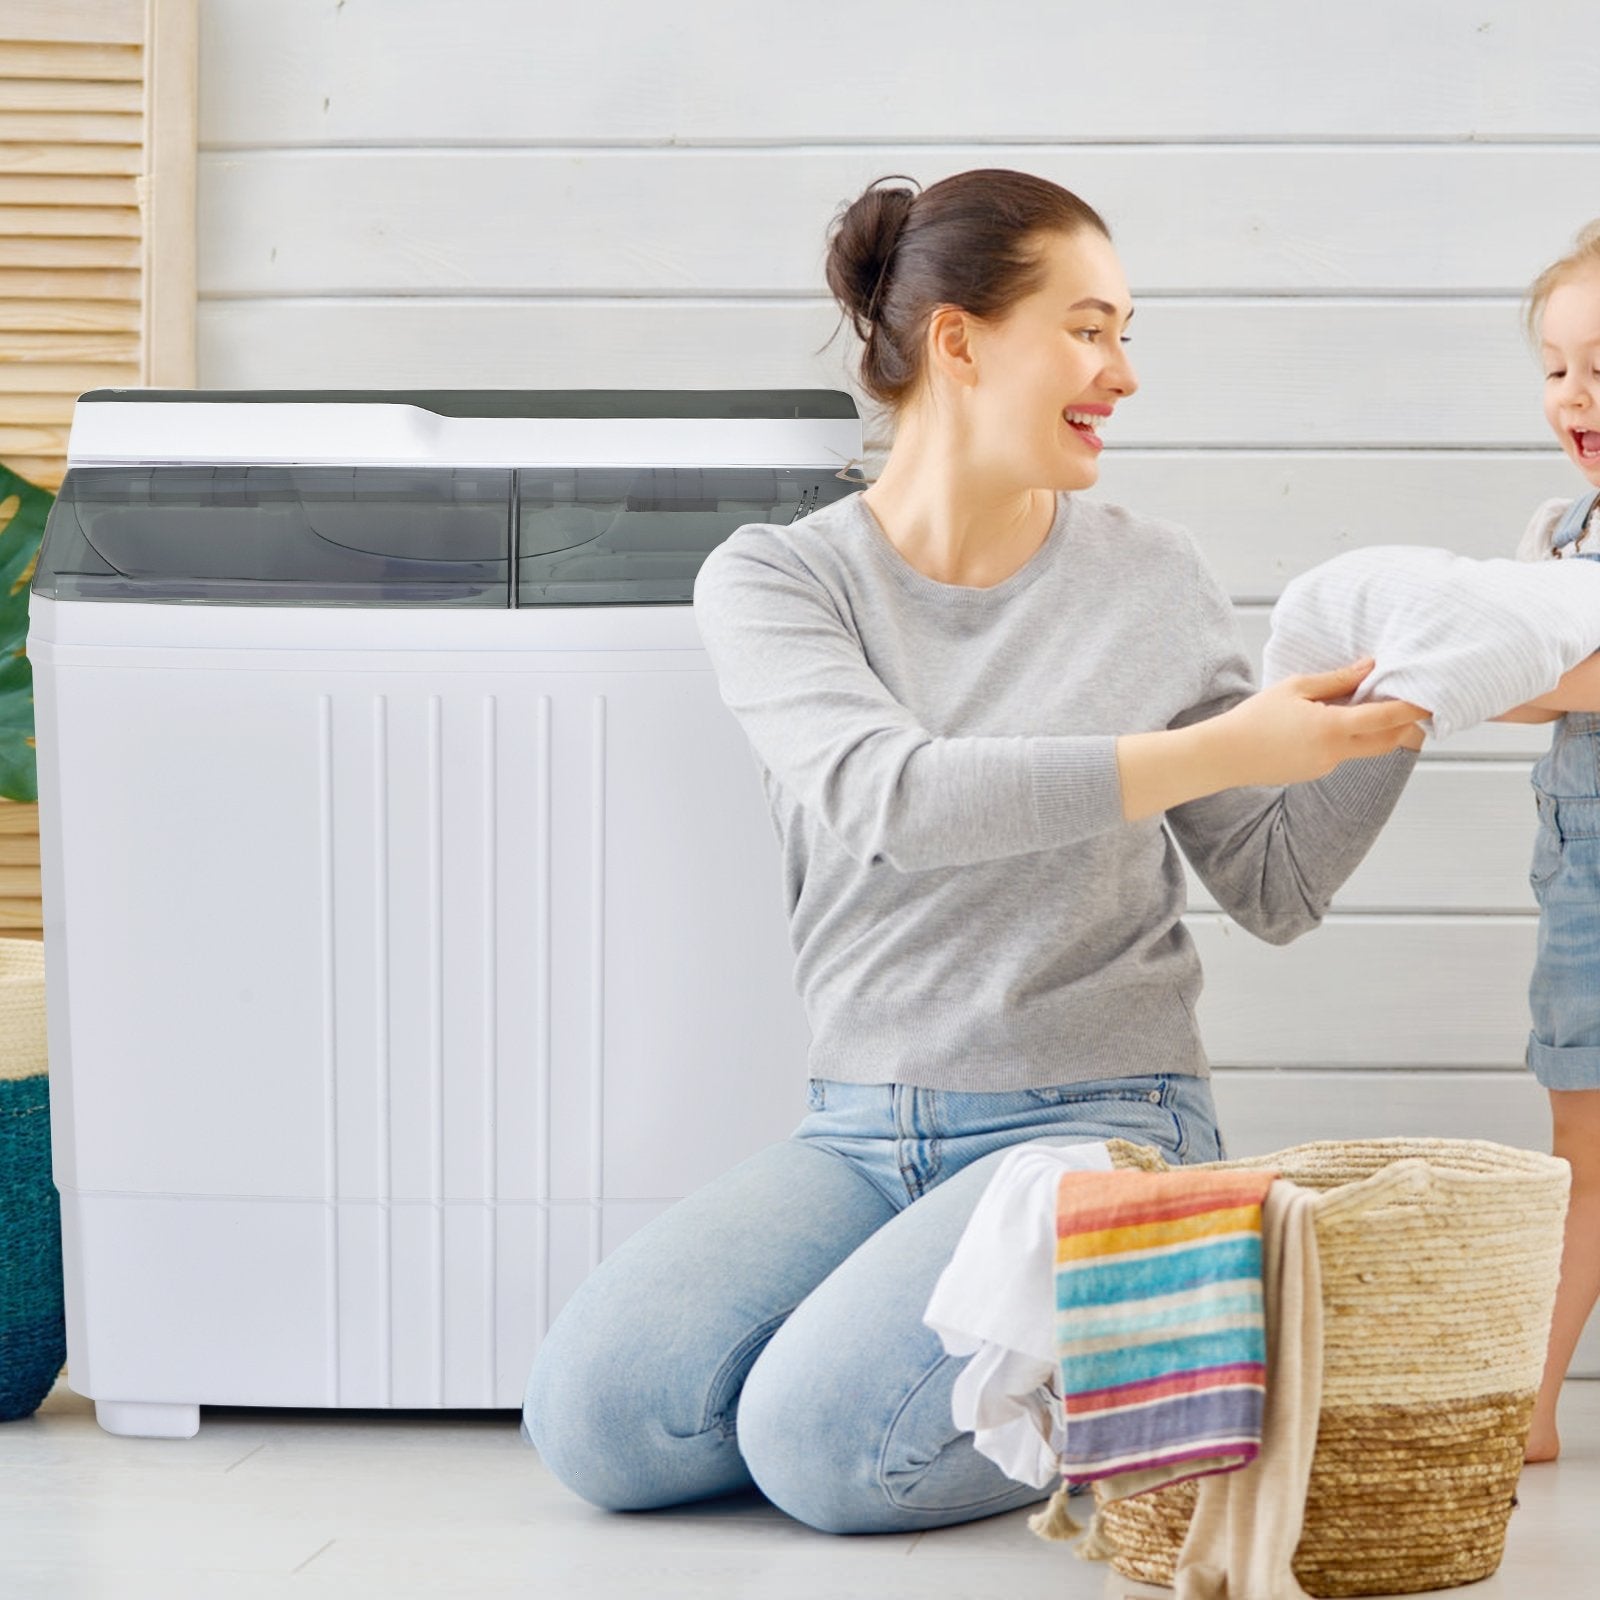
[194, 0, 1600, 1350]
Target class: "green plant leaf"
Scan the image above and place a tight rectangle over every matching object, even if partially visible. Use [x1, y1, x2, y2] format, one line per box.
[0, 464, 54, 804]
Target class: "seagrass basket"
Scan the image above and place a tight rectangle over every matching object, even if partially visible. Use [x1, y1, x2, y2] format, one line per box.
[1091, 1138, 1569, 1598]
[1, 937, 63, 1422]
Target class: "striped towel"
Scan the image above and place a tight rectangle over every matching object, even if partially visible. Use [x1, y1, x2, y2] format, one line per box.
[1053, 1166, 1277, 1489]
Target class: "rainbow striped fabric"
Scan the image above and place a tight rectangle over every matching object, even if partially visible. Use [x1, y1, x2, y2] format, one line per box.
[1053, 1166, 1277, 1486]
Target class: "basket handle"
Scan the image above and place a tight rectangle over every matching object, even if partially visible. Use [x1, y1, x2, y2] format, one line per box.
[1309, 1157, 1436, 1220]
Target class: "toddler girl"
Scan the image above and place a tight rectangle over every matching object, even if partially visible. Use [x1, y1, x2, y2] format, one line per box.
[1503, 220, 1600, 1461]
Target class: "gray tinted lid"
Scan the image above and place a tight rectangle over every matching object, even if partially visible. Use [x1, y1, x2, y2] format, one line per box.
[516, 466, 858, 606]
[36, 465, 511, 606]
[35, 456, 863, 609]
[76, 388, 859, 420]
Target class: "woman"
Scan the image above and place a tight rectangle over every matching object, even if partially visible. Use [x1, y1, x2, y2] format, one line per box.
[523, 169, 1423, 1534]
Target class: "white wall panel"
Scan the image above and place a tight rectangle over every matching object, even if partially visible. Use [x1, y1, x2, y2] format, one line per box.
[187, 0, 1600, 1387]
[198, 299, 1546, 447]
[1209, 1068, 1549, 1156]
[197, 147, 1591, 298]
[1189, 915, 1535, 1067]
[199, 0, 1600, 146]
[1090, 453, 1572, 600]
[1187, 761, 1539, 914]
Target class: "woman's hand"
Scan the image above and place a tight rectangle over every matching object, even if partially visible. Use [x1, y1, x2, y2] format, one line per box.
[1117, 659, 1427, 822]
[1210, 660, 1428, 786]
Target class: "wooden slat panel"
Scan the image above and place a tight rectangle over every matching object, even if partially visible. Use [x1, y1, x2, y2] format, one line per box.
[0, 0, 131, 954]
[197, 0, 1600, 145]
[0, 112, 141, 145]
[0, 865, 42, 897]
[0, 173, 138, 205]
[0, 394, 77, 422]
[2, 457, 64, 490]
[0, 143, 141, 176]
[143, 0, 197, 386]
[0, 423, 68, 457]
[0, 78, 143, 114]
[0, 804, 41, 837]
[0, 267, 140, 299]
[0, 44, 141, 82]
[0, 361, 136, 392]
[0, 297, 138, 333]
[0, 329, 139, 361]
[0, 798, 41, 942]
[2, 0, 143, 46]
[0, 205, 140, 237]
[195, 299, 1546, 449]
[0, 912, 43, 937]
[1187, 762, 1539, 915]
[0, 237, 141, 270]
[194, 146, 1592, 299]
[1189, 914, 1535, 1067]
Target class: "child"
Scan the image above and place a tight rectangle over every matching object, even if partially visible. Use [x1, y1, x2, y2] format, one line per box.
[1502, 219, 1600, 1462]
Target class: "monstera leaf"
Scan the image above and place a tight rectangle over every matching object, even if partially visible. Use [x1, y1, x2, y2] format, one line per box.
[0, 464, 51, 803]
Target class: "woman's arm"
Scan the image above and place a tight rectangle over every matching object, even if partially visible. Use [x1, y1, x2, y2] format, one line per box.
[1163, 550, 1422, 945]
[696, 529, 1423, 878]
[694, 536, 1123, 872]
[1117, 661, 1423, 822]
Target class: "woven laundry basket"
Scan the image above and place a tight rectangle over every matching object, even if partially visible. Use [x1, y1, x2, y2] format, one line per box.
[1090, 1138, 1569, 1598]
[0, 937, 64, 1422]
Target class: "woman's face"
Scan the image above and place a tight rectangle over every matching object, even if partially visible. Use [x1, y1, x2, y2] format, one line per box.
[1541, 269, 1600, 489]
[960, 227, 1138, 492]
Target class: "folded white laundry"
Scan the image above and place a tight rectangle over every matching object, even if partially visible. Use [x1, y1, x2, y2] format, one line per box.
[923, 1140, 1113, 1487]
[1263, 545, 1600, 741]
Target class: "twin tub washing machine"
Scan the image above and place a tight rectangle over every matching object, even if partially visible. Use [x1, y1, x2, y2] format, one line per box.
[32, 389, 861, 1436]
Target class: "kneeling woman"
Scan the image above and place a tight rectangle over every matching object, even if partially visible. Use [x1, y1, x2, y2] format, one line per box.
[523, 169, 1422, 1534]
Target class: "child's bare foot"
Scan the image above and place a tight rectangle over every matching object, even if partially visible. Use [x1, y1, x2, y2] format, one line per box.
[1524, 1421, 1561, 1464]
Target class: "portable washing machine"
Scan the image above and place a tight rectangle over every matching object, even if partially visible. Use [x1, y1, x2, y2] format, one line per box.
[31, 388, 862, 1437]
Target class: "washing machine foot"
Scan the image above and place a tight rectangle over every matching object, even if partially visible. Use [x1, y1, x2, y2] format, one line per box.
[94, 1399, 201, 1438]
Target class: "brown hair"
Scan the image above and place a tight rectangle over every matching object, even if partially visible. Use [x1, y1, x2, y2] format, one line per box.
[824, 169, 1110, 409]
[1525, 220, 1600, 343]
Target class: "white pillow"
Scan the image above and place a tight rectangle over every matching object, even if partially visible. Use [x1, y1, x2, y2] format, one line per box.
[1263, 545, 1600, 741]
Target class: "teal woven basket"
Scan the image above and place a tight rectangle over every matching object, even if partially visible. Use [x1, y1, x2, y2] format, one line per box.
[0, 938, 63, 1422]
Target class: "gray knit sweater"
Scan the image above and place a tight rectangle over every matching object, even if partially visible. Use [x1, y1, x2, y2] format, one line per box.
[692, 491, 1415, 1090]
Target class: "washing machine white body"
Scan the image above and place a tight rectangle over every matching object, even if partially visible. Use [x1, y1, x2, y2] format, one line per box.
[33, 390, 859, 1436]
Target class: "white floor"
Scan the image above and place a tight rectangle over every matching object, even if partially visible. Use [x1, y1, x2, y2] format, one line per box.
[3, 1379, 1599, 1599]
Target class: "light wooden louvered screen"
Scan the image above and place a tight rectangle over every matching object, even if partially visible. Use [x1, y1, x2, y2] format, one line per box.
[1, 0, 196, 939]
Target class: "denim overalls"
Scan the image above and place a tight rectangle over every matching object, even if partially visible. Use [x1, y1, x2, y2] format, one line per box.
[1528, 490, 1600, 1089]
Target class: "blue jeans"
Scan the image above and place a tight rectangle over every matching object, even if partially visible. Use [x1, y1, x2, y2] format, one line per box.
[522, 1072, 1223, 1533]
[1529, 788, 1600, 1089]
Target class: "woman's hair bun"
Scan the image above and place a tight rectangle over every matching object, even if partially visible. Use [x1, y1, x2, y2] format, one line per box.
[825, 178, 919, 339]
[822, 169, 1108, 410]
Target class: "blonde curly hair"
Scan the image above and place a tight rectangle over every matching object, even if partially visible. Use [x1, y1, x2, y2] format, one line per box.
[1525, 220, 1600, 343]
